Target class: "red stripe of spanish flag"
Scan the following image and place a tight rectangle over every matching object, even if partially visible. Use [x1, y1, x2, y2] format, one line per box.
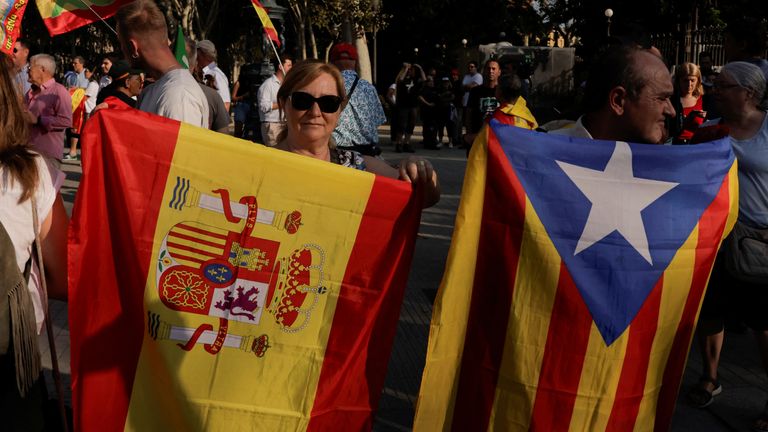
[307, 177, 419, 430]
[69, 109, 180, 432]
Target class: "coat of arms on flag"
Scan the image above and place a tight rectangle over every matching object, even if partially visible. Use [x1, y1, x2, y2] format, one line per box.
[415, 122, 738, 431]
[69, 107, 421, 431]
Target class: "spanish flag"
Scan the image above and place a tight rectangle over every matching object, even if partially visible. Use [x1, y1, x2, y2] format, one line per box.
[35, 0, 133, 35]
[251, 0, 280, 48]
[415, 122, 737, 431]
[69, 87, 86, 134]
[69, 107, 421, 431]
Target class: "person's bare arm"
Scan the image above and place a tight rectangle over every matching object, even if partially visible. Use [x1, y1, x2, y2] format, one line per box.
[39, 196, 68, 301]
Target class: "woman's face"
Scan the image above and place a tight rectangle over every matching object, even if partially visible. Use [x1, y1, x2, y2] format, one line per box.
[680, 74, 698, 96]
[284, 73, 342, 146]
[713, 72, 751, 117]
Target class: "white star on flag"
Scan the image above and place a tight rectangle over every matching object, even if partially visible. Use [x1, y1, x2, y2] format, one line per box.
[556, 142, 678, 265]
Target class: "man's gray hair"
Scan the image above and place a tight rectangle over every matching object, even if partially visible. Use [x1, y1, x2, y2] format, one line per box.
[30, 54, 56, 75]
[721, 61, 767, 107]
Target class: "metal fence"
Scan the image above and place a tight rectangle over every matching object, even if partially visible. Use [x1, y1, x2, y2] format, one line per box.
[651, 26, 726, 67]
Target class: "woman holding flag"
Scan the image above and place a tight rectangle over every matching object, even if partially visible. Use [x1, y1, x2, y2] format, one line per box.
[275, 60, 440, 208]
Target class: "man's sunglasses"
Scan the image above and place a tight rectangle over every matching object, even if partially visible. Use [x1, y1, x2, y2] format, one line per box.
[289, 91, 342, 113]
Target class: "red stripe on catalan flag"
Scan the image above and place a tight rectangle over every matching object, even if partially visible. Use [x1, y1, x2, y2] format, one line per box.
[605, 277, 663, 431]
[529, 264, 593, 430]
[654, 173, 732, 430]
[307, 177, 420, 431]
[449, 130, 526, 430]
[68, 108, 180, 432]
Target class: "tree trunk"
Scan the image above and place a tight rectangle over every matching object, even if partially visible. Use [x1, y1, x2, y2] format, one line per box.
[355, 32, 373, 82]
[287, 1, 307, 59]
[307, 17, 318, 59]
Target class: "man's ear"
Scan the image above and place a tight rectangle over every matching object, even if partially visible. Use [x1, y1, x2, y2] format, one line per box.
[128, 38, 140, 59]
[608, 86, 628, 115]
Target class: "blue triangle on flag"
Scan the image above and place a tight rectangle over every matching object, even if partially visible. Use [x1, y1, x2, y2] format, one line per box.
[491, 121, 733, 345]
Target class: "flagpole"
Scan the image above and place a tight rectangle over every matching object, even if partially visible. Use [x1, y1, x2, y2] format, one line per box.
[75, 0, 117, 35]
[266, 35, 284, 75]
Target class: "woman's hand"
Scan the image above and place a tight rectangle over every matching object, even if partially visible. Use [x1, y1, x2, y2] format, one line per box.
[398, 156, 440, 208]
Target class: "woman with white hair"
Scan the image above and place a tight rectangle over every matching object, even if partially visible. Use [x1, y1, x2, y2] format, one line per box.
[691, 61, 768, 431]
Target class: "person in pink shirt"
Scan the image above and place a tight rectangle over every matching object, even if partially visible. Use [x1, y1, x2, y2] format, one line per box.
[23, 54, 72, 167]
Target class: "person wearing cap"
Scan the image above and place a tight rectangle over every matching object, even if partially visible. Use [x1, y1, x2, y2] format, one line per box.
[114, 0, 208, 128]
[257, 55, 293, 146]
[95, 60, 144, 108]
[186, 37, 231, 134]
[196, 39, 231, 112]
[329, 42, 386, 156]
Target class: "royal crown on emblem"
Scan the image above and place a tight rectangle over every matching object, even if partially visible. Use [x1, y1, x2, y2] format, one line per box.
[266, 243, 326, 333]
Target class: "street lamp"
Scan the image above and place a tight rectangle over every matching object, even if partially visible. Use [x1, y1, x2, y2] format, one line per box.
[461, 38, 468, 48]
[604, 8, 614, 38]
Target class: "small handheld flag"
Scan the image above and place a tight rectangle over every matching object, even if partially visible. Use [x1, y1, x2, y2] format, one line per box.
[251, 0, 281, 48]
[173, 27, 188, 69]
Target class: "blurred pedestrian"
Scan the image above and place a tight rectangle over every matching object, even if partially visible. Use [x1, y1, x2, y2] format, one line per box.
[22, 54, 72, 169]
[11, 39, 31, 96]
[257, 55, 293, 146]
[196, 39, 231, 111]
[394, 62, 424, 152]
[330, 42, 386, 156]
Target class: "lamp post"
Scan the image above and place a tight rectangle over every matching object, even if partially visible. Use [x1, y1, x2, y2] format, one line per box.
[604, 8, 614, 38]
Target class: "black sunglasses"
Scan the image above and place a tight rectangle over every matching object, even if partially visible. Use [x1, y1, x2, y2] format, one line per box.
[289, 91, 343, 113]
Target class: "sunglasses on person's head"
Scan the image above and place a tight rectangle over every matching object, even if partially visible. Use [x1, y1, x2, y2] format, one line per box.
[289, 91, 342, 113]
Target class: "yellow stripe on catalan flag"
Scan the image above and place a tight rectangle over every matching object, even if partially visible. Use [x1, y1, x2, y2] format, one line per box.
[413, 131, 488, 431]
[487, 196, 561, 430]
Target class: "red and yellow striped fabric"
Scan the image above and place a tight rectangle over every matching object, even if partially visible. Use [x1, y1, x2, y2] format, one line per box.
[69, 107, 420, 431]
[69, 87, 86, 134]
[251, 0, 280, 48]
[35, 0, 133, 36]
[415, 123, 737, 431]
[0, 0, 29, 54]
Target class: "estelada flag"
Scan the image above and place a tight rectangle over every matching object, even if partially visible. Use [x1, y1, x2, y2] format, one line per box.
[0, 0, 30, 54]
[414, 122, 737, 431]
[69, 107, 421, 431]
[251, 0, 280, 48]
[36, 0, 133, 35]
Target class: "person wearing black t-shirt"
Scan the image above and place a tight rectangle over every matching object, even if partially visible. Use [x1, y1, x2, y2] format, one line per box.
[463, 59, 500, 150]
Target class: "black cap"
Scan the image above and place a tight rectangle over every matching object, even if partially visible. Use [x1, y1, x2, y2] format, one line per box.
[108, 60, 142, 81]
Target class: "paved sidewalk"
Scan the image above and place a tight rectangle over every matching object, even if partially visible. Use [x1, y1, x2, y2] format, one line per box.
[44, 128, 767, 431]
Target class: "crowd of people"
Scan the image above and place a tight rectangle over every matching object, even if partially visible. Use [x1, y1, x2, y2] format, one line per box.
[0, 0, 767, 430]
